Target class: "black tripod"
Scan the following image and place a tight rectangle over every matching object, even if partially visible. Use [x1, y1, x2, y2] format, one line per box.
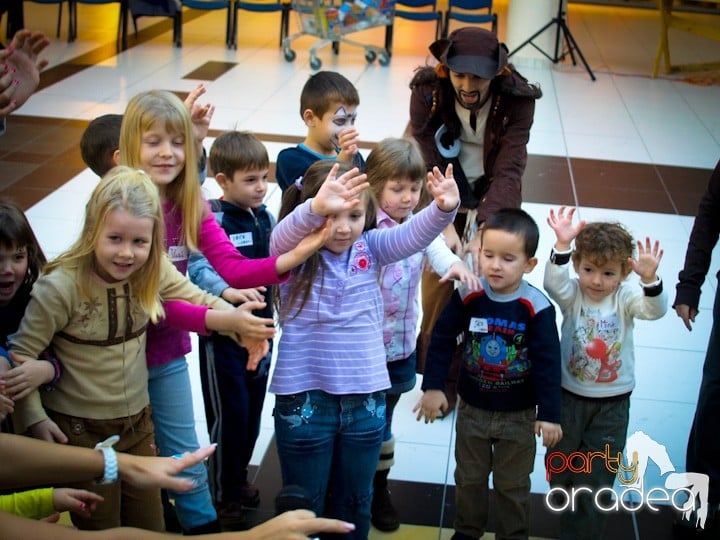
[507, 0, 595, 81]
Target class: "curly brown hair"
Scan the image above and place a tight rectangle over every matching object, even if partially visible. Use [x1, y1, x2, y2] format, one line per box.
[572, 222, 634, 276]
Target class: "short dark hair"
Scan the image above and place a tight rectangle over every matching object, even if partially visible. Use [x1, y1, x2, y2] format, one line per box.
[299, 71, 359, 118]
[482, 208, 539, 259]
[80, 114, 123, 177]
[209, 131, 269, 178]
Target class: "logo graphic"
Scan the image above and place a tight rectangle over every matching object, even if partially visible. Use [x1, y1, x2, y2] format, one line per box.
[545, 430, 709, 528]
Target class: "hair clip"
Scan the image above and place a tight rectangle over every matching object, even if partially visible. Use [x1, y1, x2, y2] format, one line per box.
[294, 176, 303, 190]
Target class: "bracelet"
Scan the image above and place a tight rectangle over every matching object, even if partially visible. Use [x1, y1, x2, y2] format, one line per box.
[94, 435, 120, 485]
[640, 277, 662, 288]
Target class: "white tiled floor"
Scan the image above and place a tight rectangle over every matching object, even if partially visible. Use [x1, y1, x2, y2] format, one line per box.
[11, 0, 720, 505]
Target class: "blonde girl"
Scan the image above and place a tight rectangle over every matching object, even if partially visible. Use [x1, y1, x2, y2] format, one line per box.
[269, 159, 459, 539]
[119, 90, 322, 533]
[10, 167, 254, 531]
[363, 138, 479, 531]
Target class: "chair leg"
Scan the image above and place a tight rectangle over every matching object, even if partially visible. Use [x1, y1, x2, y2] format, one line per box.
[384, 23, 393, 57]
[442, 11, 449, 38]
[56, 3, 62, 38]
[231, 8, 238, 49]
[173, 12, 181, 47]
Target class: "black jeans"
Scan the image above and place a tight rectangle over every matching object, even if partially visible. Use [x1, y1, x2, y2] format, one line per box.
[687, 280, 720, 505]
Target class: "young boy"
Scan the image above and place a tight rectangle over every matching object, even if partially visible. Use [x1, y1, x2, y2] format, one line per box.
[543, 206, 667, 540]
[415, 208, 563, 540]
[275, 70, 365, 192]
[79, 113, 123, 177]
[187, 131, 275, 529]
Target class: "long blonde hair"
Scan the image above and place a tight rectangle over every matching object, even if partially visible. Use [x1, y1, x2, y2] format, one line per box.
[45, 166, 167, 322]
[119, 90, 203, 251]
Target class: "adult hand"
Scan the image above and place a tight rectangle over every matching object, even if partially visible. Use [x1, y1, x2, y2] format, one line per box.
[0, 29, 49, 115]
[117, 445, 217, 491]
[240, 509, 355, 539]
[675, 303, 698, 331]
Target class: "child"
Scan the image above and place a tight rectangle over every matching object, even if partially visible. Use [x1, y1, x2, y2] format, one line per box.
[270, 159, 459, 539]
[118, 89, 324, 534]
[364, 137, 479, 531]
[80, 114, 123, 177]
[187, 131, 275, 527]
[10, 167, 277, 531]
[415, 208, 563, 540]
[543, 206, 667, 540]
[0, 199, 60, 429]
[275, 71, 365, 192]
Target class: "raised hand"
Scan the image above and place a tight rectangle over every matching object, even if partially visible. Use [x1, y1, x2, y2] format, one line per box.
[0, 29, 50, 115]
[310, 164, 369, 217]
[183, 83, 215, 143]
[629, 237, 663, 282]
[547, 206, 585, 250]
[426, 164, 460, 212]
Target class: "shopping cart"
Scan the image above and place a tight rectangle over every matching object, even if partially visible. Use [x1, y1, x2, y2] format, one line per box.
[283, 0, 395, 69]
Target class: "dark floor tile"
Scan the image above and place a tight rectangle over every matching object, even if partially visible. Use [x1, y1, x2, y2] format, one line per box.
[524, 155, 576, 206]
[657, 163, 714, 216]
[184, 61, 238, 81]
[571, 157, 663, 192]
[576, 186, 675, 214]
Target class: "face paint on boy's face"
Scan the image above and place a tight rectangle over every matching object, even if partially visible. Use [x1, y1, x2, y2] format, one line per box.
[329, 106, 357, 149]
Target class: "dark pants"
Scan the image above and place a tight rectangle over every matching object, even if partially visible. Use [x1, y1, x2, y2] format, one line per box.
[199, 333, 270, 504]
[48, 405, 164, 531]
[454, 403, 536, 540]
[687, 281, 720, 505]
[548, 391, 630, 540]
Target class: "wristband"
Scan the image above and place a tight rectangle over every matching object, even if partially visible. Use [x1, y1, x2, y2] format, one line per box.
[95, 434, 120, 485]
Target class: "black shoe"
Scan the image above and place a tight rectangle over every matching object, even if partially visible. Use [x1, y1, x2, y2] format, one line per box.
[450, 532, 478, 540]
[240, 481, 260, 508]
[217, 501, 247, 530]
[371, 486, 400, 531]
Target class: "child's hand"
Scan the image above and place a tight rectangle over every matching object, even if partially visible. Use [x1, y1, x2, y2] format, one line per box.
[0, 352, 55, 400]
[412, 390, 448, 423]
[0, 29, 50, 116]
[675, 304, 698, 332]
[242, 338, 270, 371]
[439, 261, 480, 291]
[227, 301, 276, 341]
[336, 126, 360, 162]
[310, 164, 369, 217]
[184, 83, 215, 143]
[30, 418, 69, 443]
[222, 286, 266, 304]
[535, 421, 563, 448]
[629, 237, 663, 283]
[547, 206, 585, 251]
[52, 488, 104, 518]
[426, 164, 460, 212]
[0, 389, 13, 421]
[275, 219, 332, 274]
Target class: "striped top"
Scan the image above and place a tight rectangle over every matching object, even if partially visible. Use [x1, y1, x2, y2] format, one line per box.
[269, 198, 457, 395]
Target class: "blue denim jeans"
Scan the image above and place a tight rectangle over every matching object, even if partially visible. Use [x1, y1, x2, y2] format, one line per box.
[148, 358, 216, 530]
[274, 390, 386, 539]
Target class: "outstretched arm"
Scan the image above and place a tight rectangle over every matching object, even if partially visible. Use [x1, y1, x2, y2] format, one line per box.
[0, 29, 49, 116]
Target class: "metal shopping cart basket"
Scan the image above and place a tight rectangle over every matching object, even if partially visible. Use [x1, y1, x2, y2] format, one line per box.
[283, 0, 396, 69]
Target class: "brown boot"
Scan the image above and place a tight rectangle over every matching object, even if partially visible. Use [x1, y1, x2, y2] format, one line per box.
[371, 468, 400, 531]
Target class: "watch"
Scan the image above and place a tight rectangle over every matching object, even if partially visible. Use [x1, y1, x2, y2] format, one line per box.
[95, 434, 120, 485]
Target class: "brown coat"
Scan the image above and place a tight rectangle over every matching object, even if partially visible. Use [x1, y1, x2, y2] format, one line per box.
[408, 66, 541, 223]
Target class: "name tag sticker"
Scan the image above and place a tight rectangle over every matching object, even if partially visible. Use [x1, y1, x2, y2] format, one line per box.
[168, 245, 188, 262]
[469, 317, 488, 333]
[230, 232, 253, 247]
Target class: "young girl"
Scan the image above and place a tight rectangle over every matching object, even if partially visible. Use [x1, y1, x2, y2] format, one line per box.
[118, 90, 323, 533]
[363, 138, 479, 531]
[10, 167, 272, 531]
[0, 199, 59, 428]
[269, 159, 459, 539]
